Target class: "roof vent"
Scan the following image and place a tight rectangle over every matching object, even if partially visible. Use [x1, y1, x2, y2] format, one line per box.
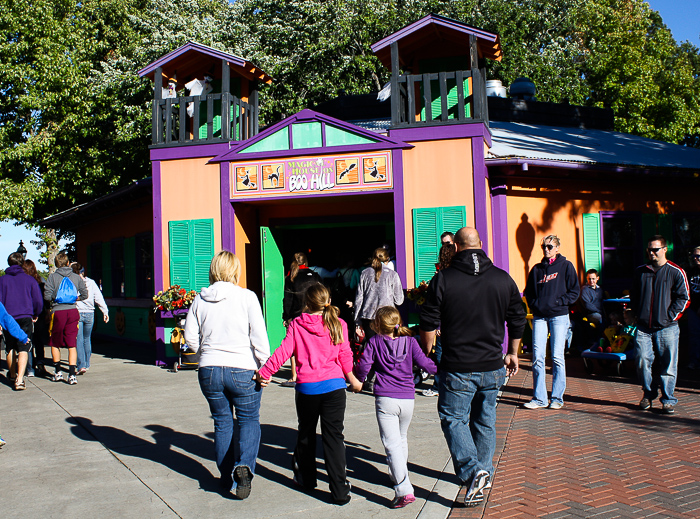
[509, 77, 537, 101]
[486, 80, 507, 98]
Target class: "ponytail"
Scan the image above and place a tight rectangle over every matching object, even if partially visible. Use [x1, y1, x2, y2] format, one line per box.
[371, 247, 389, 283]
[304, 283, 344, 345]
[289, 252, 308, 282]
[372, 306, 412, 338]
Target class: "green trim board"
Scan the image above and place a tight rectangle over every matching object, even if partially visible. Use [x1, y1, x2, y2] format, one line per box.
[412, 206, 466, 285]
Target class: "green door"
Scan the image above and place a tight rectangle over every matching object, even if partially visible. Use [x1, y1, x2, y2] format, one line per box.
[260, 227, 286, 353]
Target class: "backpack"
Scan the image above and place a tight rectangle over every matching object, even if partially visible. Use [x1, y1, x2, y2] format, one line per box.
[55, 276, 78, 305]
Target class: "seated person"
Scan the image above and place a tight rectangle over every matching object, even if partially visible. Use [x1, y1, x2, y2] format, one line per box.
[597, 309, 636, 353]
[580, 269, 604, 324]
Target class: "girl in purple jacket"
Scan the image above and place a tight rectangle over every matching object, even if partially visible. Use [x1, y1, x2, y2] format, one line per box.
[354, 307, 437, 509]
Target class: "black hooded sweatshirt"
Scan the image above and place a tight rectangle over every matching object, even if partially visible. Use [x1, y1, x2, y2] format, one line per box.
[524, 254, 580, 318]
[420, 249, 526, 373]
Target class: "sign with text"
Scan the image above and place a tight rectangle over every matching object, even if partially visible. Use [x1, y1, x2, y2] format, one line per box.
[231, 152, 392, 198]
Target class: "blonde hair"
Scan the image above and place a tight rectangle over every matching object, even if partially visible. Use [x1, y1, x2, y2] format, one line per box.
[371, 247, 390, 283]
[304, 283, 344, 345]
[289, 252, 308, 282]
[209, 251, 241, 285]
[371, 306, 412, 338]
[542, 235, 561, 247]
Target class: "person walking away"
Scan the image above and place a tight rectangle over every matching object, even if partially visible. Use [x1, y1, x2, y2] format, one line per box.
[22, 260, 49, 375]
[44, 252, 88, 385]
[184, 251, 270, 498]
[70, 263, 109, 374]
[282, 252, 323, 387]
[257, 283, 362, 505]
[523, 235, 580, 409]
[0, 300, 32, 390]
[354, 306, 436, 508]
[0, 252, 43, 387]
[686, 246, 700, 370]
[632, 235, 689, 414]
[420, 227, 525, 507]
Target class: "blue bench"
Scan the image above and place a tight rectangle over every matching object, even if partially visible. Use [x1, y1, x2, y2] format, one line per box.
[581, 347, 637, 376]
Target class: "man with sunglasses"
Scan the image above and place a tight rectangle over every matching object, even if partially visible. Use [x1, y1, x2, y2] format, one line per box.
[687, 247, 700, 371]
[631, 235, 689, 415]
[524, 235, 579, 410]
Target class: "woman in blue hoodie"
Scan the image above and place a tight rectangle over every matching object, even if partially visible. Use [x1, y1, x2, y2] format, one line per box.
[354, 306, 436, 509]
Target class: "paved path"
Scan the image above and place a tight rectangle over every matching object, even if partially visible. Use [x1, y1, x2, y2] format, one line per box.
[449, 358, 700, 519]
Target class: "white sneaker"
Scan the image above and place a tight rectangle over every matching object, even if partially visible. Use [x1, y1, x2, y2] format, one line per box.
[523, 400, 548, 409]
[52, 371, 64, 382]
[68, 375, 77, 385]
[464, 470, 490, 507]
[422, 388, 439, 397]
[549, 401, 564, 410]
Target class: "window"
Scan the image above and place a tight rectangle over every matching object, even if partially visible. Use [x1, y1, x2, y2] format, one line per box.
[412, 206, 466, 285]
[169, 219, 215, 292]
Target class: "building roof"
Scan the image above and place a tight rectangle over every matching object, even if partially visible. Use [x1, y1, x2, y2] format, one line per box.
[487, 121, 700, 174]
[137, 41, 272, 85]
[371, 13, 503, 70]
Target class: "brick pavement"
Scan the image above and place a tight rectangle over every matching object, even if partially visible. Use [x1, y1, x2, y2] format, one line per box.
[448, 358, 700, 518]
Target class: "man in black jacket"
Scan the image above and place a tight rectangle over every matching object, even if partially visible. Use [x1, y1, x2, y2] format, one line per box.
[420, 227, 525, 507]
[524, 235, 579, 410]
[632, 235, 689, 415]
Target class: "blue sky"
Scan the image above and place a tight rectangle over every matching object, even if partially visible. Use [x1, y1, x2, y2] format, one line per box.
[646, 0, 700, 47]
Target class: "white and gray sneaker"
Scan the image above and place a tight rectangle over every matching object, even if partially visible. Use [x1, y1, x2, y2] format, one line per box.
[464, 470, 490, 507]
[68, 375, 78, 385]
[52, 371, 64, 382]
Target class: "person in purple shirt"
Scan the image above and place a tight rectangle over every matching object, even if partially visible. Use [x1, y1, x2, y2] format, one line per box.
[0, 252, 43, 387]
[354, 306, 436, 509]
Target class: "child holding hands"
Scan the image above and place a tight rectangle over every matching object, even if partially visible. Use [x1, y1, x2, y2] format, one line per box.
[257, 283, 362, 505]
[354, 306, 437, 508]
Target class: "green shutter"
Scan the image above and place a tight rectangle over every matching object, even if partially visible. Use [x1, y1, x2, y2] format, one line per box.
[169, 221, 191, 290]
[191, 219, 215, 292]
[101, 241, 112, 297]
[412, 206, 467, 286]
[657, 214, 674, 260]
[582, 213, 602, 273]
[124, 237, 137, 297]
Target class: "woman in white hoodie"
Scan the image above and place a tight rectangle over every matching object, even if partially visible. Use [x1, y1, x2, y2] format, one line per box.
[184, 251, 271, 499]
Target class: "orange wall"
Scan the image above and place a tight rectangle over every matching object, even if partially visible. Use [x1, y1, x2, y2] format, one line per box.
[505, 176, 699, 291]
[402, 138, 474, 287]
[159, 157, 222, 288]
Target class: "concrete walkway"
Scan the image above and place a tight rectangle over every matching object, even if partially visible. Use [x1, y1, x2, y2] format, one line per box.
[0, 341, 459, 519]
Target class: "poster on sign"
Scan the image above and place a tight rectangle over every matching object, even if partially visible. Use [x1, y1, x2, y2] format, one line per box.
[230, 152, 392, 198]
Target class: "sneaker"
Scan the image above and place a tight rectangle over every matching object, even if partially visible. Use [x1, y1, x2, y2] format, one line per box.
[78, 368, 87, 375]
[14, 380, 26, 391]
[523, 400, 548, 409]
[233, 465, 252, 499]
[391, 494, 416, 508]
[549, 401, 564, 410]
[464, 470, 490, 507]
[280, 380, 296, 388]
[661, 403, 675, 415]
[68, 375, 77, 385]
[52, 371, 64, 383]
[0, 436, 5, 448]
[422, 388, 439, 397]
[27, 369, 35, 378]
[638, 397, 652, 410]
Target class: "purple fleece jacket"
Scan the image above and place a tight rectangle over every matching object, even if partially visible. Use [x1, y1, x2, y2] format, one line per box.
[0, 265, 43, 319]
[354, 334, 437, 399]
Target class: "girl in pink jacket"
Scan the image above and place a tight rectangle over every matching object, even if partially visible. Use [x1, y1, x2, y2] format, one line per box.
[257, 283, 362, 505]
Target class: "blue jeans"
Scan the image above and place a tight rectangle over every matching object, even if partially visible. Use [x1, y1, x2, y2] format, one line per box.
[437, 368, 506, 484]
[532, 314, 569, 405]
[198, 366, 262, 487]
[636, 325, 679, 405]
[76, 312, 95, 371]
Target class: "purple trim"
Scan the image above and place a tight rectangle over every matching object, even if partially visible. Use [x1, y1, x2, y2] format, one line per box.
[370, 14, 498, 52]
[220, 162, 234, 251]
[150, 143, 230, 161]
[472, 137, 489, 256]
[211, 109, 411, 163]
[390, 123, 491, 144]
[391, 149, 407, 288]
[159, 309, 189, 319]
[139, 41, 246, 77]
[152, 161, 164, 294]
[231, 188, 396, 203]
[489, 184, 509, 271]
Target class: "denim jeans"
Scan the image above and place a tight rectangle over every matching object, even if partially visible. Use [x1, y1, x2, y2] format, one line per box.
[532, 314, 569, 405]
[198, 366, 262, 488]
[76, 312, 95, 371]
[438, 368, 506, 484]
[636, 324, 679, 405]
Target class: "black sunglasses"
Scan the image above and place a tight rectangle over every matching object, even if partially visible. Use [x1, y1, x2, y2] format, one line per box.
[692, 254, 700, 259]
[647, 247, 665, 253]
[542, 244, 555, 250]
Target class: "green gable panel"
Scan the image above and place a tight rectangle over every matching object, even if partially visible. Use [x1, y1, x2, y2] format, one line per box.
[240, 127, 290, 153]
[325, 124, 377, 146]
[582, 213, 602, 273]
[292, 122, 323, 149]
